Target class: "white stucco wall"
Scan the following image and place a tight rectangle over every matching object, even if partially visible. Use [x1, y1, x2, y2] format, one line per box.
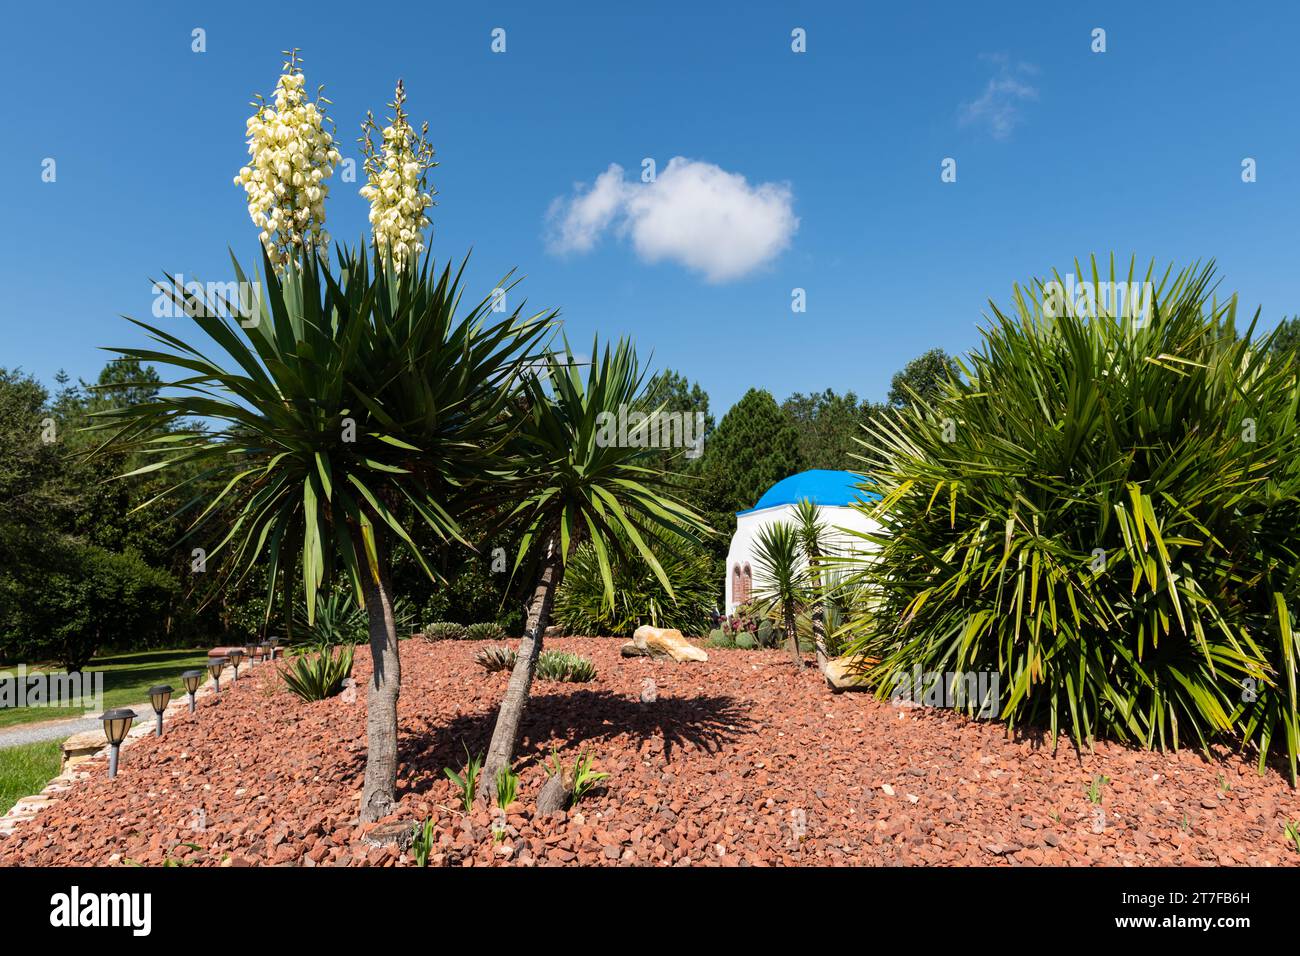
[724, 503, 881, 614]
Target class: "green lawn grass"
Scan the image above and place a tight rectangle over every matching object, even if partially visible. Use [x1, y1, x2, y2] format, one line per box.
[0, 739, 62, 815]
[0, 648, 211, 729]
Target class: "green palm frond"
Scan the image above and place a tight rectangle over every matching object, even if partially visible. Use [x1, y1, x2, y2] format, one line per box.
[844, 255, 1300, 780]
[506, 337, 712, 607]
[91, 244, 555, 622]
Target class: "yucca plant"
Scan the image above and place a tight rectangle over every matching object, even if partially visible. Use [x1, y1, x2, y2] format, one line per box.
[280, 643, 355, 701]
[93, 245, 553, 820]
[477, 338, 710, 797]
[845, 256, 1300, 781]
[792, 497, 833, 672]
[751, 521, 806, 668]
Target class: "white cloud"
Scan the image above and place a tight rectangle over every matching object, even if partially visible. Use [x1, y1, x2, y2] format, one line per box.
[546, 158, 798, 283]
[959, 56, 1039, 139]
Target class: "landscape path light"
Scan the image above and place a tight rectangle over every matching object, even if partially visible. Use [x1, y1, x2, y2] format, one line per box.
[266, 637, 281, 661]
[228, 649, 244, 680]
[100, 708, 136, 779]
[244, 643, 260, 665]
[148, 685, 173, 736]
[208, 657, 227, 693]
[182, 669, 203, 712]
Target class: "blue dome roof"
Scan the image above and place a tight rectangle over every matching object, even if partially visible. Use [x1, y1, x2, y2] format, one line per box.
[737, 469, 878, 516]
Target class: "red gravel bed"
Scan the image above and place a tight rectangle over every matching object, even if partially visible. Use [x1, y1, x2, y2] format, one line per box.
[2, 637, 1299, 867]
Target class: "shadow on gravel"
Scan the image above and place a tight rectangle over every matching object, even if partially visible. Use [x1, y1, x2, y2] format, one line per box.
[397, 690, 752, 796]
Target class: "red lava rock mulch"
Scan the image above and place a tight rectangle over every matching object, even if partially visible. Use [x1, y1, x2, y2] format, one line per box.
[2, 637, 1299, 867]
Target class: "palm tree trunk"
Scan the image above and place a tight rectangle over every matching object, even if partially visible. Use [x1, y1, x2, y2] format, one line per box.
[481, 532, 564, 800]
[785, 605, 803, 668]
[353, 527, 402, 823]
[808, 555, 829, 674]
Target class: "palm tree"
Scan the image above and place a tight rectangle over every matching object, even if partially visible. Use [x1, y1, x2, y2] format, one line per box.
[96, 247, 553, 821]
[752, 521, 805, 668]
[479, 338, 710, 796]
[792, 497, 832, 674]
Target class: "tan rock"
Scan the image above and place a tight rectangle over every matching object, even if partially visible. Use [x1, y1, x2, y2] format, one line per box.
[60, 730, 107, 771]
[824, 654, 876, 691]
[626, 626, 708, 663]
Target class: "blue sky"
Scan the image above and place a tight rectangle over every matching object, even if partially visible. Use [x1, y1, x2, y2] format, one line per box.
[2, 1, 1297, 415]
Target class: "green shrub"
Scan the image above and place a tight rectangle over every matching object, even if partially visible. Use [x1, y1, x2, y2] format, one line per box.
[279, 645, 354, 702]
[537, 650, 597, 683]
[474, 644, 517, 673]
[553, 526, 715, 637]
[466, 622, 507, 642]
[733, 631, 757, 650]
[425, 621, 467, 642]
[848, 258, 1300, 780]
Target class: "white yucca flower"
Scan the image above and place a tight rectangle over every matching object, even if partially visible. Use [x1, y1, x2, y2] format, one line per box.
[234, 50, 341, 271]
[359, 80, 437, 266]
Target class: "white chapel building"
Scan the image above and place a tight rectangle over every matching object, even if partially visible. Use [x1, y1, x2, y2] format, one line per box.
[724, 469, 881, 615]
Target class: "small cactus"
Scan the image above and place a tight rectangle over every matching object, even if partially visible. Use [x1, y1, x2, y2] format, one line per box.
[734, 631, 757, 650]
[705, 628, 732, 648]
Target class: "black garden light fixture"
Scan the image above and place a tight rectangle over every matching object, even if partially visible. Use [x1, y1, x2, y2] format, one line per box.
[266, 637, 281, 661]
[100, 708, 136, 779]
[228, 649, 244, 679]
[148, 685, 173, 736]
[208, 656, 227, 693]
[182, 669, 203, 712]
[244, 643, 260, 664]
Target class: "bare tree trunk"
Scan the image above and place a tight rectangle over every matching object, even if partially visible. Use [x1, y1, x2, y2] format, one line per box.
[480, 532, 564, 801]
[353, 527, 402, 823]
[786, 605, 803, 668]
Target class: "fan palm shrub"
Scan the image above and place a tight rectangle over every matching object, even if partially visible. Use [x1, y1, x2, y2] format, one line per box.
[95, 246, 552, 820]
[478, 339, 710, 796]
[846, 257, 1300, 780]
[751, 521, 806, 667]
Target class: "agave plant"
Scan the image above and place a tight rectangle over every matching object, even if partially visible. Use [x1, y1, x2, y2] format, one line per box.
[93, 246, 553, 820]
[474, 644, 517, 673]
[477, 338, 710, 797]
[465, 622, 507, 642]
[846, 257, 1300, 780]
[751, 521, 807, 668]
[536, 649, 596, 683]
[280, 643, 355, 701]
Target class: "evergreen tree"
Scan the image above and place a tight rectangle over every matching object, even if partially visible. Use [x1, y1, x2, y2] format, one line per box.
[887, 347, 961, 408]
[698, 388, 804, 593]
